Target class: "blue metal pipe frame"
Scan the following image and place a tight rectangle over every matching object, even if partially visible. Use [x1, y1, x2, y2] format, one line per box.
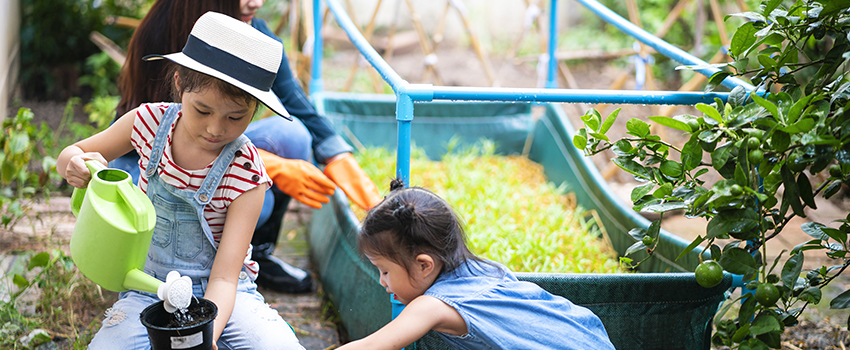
[314, 0, 754, 183]
[313, 0, 752, 294]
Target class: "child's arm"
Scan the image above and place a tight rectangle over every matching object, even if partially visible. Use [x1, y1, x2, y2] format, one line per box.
[57, 108, 137, 188]
[337, 295, 466, 350]
[204, 184, 265, 344]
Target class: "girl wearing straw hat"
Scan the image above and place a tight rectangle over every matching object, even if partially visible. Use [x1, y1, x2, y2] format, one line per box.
[58, 11, 305, 349]
[111, 0, 382, 295]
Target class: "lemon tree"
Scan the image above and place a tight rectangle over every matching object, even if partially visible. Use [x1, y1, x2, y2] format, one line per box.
[574, 1, 850, 348]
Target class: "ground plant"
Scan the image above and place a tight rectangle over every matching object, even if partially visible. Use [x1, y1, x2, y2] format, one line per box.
[574, 0, 850, 348]
[354, 141, 624, 274]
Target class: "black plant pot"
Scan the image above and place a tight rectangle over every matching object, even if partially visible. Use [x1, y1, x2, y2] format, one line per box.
[140, 298, 218, 350]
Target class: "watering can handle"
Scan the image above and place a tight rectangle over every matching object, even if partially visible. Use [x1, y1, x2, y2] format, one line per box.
[117, 178, 155, 233]
[70, 160, 108, 217]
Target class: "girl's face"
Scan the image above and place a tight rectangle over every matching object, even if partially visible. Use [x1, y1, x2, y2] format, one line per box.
[367, 254, 432, 305]
[177, 86, 255, 153]
[239, 0, 265, 23]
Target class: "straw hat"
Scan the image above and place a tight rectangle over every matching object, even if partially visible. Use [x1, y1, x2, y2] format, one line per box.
[144, 11, 290, 119]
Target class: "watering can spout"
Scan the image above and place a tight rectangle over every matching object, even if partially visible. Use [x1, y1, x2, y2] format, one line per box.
[124, 269, 163, 294]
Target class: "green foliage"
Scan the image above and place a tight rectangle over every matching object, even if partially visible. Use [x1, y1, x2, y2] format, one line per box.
[354, 141, 624, 273]
[1, 100, 94, 228]
[19, 0, 144, 99]
[1, 250, 111, 349]
[84, 95, 120, 130]
[576, 1, 850, 348]
[78, 52, 122, 98]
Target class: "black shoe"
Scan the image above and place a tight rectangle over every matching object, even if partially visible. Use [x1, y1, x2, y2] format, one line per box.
[253, 244, 313, 294]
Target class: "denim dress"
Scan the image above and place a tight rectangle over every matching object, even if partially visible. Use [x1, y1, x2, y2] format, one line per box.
[89, 105, 304, 350]
[424, 259, 615, 350]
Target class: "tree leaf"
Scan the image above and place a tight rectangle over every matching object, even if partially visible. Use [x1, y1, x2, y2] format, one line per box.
[625, 241, 647, 256]
[631, 182, 655, 202]
[831, 289, 850, 309]
[739, 297, 757, 325]
[648, 116, 692, 132]
[764, 0, 783, 17]
[28, 252, 50, 270]
[771, 131, 790, 152]
[613, 158, 652, 180]
[626, 118, 651, 138]
[730, 22, 759, 59]
[751, 93, 781, 122]
[13, 274, 28, 289]
[799, 286, 822, 304]
[797, 172, 817, 209]
[573, 133, 587, 150]
[719, 247, 758, 275]
[696, 103, 724, 124]
[750, 313, 782, 335]
[706, 71, 732, 92]
[781, 252, 804, 288]
[681, 139, 703, 171]
[599, 108, 620, 134]
[581, 109, 601, 132]
[801, 222, 828, 240]
[676, 235, 705, 261]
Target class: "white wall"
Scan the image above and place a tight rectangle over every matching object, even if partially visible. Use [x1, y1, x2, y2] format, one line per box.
[1, 0, 20, 121]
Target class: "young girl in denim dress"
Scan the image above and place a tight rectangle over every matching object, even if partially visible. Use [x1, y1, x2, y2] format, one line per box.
[338, 179, 616, 350]
[57, 12, 304, 350]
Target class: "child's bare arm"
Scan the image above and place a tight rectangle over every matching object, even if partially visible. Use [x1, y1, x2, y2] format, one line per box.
[57, 108, 137, 188]
[337, 295, 466, 350]
[204, 185, 265, 344]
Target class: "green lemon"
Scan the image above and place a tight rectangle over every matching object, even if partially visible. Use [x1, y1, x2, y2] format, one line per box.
[788, 153, 806, 172]
[730, 184, 743, 196]
[748, 149, 764, 165]
[755, 283, 780, 307]
[687, 119, 701, 132]
[829, 164, 843, 178]
[747, 137, 760, 150]
[695, 260, 724, 288]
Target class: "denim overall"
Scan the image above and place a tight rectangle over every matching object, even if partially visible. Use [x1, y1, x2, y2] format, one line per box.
[89, 105, 304, 350]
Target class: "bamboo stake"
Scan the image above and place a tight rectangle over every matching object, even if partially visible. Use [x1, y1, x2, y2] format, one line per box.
[382, 0, 402, 61]
[708, 0, 730, 47]
[90, 32, 126, 66]
[433, 2, 452, 49]
[342, 0, 385, 92]
[405, 0, 443, 85]
[450, 0, 497, 86]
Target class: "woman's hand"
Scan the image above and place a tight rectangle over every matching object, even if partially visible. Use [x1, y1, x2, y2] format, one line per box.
[63, 152, 108, 188]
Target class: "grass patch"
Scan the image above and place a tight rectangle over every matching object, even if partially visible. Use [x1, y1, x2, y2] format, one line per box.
[353, 140, 624, 274]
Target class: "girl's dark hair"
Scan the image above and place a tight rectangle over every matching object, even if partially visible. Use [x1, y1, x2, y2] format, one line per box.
[358, 178, 481, 275]
[115, 0, 241, 117]
[169, 64, 259, 112]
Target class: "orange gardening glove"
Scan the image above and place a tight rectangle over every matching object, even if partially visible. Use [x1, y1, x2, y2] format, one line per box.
[258, 149, 335, 209]
[323, 153, 382, 210]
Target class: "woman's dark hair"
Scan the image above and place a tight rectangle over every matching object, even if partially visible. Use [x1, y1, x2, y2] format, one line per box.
[115, 0, 241, 117]
[170, 64, 259, 112]
[358, 178, 481, 275]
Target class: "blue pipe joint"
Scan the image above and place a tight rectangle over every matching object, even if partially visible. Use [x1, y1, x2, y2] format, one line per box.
[398, 84, 434, 103]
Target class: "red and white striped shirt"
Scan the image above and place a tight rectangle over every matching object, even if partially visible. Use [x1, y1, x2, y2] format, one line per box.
[131, 103, 271, 278]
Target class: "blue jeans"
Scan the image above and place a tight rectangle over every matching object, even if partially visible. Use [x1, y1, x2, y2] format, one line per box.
[109, 117, 312, 229]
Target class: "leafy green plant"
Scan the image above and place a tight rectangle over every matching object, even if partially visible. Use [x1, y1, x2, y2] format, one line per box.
[1, 250, 113, 349]
[574, 0, 850, 348]
[354, 140, 624, 273]
[20, 0, 143, 99]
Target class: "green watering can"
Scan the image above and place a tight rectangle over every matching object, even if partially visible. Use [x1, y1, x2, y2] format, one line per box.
[70, 160, 161, 294]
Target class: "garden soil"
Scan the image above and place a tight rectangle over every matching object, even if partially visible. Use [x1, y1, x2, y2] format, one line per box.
[4, 41, 850, 349]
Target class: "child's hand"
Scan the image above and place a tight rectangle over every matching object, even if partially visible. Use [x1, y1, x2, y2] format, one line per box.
[64, 153, 108, 188]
